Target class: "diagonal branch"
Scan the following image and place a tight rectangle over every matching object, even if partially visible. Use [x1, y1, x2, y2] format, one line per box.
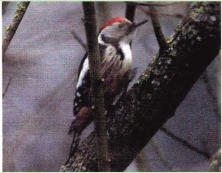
[126, 2, 182, 7]
[2, 1, 30, 61]
[138, 6, 184, 19]
[61, 2, 220, 171]
[70, 30, 87, 51]
[160, 127, 210, 159]
[201, 71, 221, 120]
[149, 6, 168, 50]
[3, 76, 13, 99]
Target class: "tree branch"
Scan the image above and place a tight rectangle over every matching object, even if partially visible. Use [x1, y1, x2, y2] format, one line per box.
[126, 2, 182, 7]
[149, 6, 168, 50]
[3, 76, 12, 99]
[125, 2, 136, 47]
[125, 3, 136, 22]
[201, 71, 221, 120]
[82, 2, 110, 171]
[138, 7, 184, 19]
[160, 127, 210, 159]
[2, 2, 9, 14]
[70, 30, 87, 51]
[61, 2, 220, 171]
[2, 1, 30, 61]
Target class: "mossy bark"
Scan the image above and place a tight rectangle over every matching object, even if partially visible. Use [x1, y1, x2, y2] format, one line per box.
[2, 2, 30, 60]
[61, 2, 220, 172]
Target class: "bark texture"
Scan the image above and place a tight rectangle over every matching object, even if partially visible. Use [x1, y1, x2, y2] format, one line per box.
[60, 2, 220, 172]
[2, 1, 30, 60]
[82, 2, 110, 171]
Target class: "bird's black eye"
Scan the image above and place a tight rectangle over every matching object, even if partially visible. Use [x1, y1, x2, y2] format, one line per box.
[118, 23, 125, 29]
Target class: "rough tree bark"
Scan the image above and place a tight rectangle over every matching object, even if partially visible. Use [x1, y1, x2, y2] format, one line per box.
[60, 2, 220, 172]
[82, 2, 110, 171]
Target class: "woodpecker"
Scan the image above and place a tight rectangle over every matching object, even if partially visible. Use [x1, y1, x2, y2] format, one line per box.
[69, 17, 147, 137]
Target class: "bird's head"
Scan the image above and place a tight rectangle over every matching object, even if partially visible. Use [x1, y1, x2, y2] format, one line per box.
[98, 17, 147, 44]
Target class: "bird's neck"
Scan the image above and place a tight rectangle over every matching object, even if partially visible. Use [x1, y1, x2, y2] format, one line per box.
[98, 36, 132, 76]
[98, 33, 132, 59]
[118, 41, 132, 61]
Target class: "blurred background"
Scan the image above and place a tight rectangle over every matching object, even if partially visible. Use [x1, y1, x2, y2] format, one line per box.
[2, 1, 220, 171]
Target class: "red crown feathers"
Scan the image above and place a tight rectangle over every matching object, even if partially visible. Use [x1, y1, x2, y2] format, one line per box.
[99, 17, 126, 32]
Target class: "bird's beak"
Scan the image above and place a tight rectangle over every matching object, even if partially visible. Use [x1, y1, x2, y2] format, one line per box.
[128, 19, 147, 33]
[132, 20, 148, 28]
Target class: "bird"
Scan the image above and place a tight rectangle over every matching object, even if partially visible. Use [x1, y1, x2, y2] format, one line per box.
[67, 17, 147, 162]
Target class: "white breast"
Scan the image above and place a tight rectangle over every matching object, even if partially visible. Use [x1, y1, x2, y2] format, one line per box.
[119, 41, 132, 73]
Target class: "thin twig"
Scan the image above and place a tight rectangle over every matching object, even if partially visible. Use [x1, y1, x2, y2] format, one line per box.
[2, 2, 9, 14]
[160, 127, 211, 159]
[70, 30, 87, 51]
[125, 3, 136, 22]
[125, 3, 136, 47]
[3, 2, 30, 60]
[3, 76, 12, 99]
[201, 71, 221, 120]
[126, 2, 181, 7]
[139, 7, 184, 19]
[149, 6, 168, 50]
[82, 2, 110, 171]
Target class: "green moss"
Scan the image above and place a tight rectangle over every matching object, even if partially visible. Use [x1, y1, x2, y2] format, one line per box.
[140, 71, 148, 81]
[196, 6, 204, 13]
[166, 34, 174, 44]
[181, 26, 186, 31]
[190, 11, 195, 18]
[16, 2, 26, 11]
[14, 13, 18, 18]
[169, 50, 177, 57]
[6, 25, 10, 32]
[153, 55, 157, 61]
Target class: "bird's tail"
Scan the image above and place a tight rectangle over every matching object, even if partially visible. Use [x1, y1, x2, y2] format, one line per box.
[68, 106, 91, 135]
[65, 131, 80, 164]
[66, 107, 92, 164]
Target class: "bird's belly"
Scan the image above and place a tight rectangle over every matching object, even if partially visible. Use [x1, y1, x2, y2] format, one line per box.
[102, 62, 130, 105]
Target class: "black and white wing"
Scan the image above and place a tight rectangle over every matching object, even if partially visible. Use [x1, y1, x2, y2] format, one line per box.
[73, 53, 90, 116]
